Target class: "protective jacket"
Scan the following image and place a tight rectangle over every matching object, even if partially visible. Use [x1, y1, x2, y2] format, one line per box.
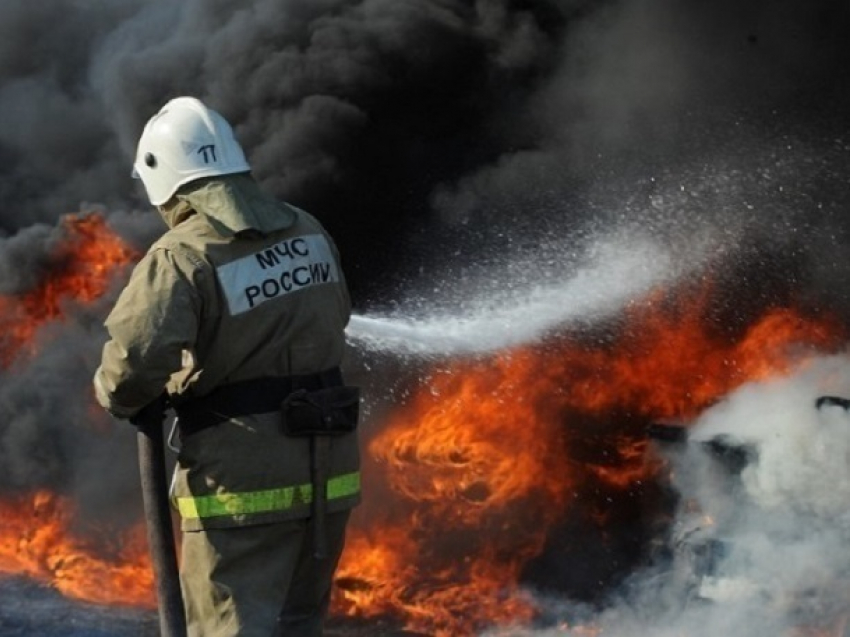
[94, 174, 360, 531]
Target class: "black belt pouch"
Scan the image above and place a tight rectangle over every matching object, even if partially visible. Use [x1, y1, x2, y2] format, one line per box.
[281, 386, 361, 437]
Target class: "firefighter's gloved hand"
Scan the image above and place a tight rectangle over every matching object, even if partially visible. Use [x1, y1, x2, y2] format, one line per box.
[129, 394, 169, 431]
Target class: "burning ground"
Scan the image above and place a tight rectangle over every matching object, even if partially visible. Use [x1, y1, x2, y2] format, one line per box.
[2, 0, 850, 636]
[3, 211, 850, 636]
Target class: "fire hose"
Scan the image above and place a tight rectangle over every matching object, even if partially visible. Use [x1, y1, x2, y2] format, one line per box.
[133, 398, 187, 637]
[310, 434, 331, 560]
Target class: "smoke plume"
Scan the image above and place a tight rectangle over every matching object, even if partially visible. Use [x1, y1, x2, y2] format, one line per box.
[1, 0, 850, 631]
[510, 355, 850, 636]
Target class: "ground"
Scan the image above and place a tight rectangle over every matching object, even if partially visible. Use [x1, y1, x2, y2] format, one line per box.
[0, 576, 425, 636]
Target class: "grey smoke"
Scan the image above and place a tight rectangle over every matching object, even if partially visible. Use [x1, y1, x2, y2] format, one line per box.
[0, 223, 58, 294]
[504, 355, 850, 636]
[0, 0, 848, 631]
[0, 0, 573, 535]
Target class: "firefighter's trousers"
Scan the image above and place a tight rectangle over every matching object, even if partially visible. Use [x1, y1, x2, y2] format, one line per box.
[180, 510, 350, 637]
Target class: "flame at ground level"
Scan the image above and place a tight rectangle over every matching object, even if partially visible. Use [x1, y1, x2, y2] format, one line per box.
[0, 213, 151, 607]
[0, 213, 846, 635]
[0, 491, 154, 608]
[333, 288, 845, 635]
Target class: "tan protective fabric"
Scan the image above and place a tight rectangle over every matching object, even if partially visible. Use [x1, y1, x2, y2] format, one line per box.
[181, 511, 350, 637]
[93, 174, 358, 527]
[94, 175, 350, 416]
[174, 172, 297, 236]
[173, 412, 359, 531]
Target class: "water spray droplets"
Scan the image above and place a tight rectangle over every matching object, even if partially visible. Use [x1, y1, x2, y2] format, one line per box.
[346, 232, 696, 357]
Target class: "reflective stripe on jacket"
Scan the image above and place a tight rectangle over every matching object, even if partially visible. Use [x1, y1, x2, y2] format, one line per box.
[170, 410, 360, 531]
[176, 472, 360, 521]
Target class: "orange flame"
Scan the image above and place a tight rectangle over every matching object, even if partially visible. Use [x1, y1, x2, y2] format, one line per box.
[0, 213, 151, 606]
[0, 213, 138, 367]
[0, 490, 154, 607]
[0, 213, 846, 635]
[334, 287, 845, 635]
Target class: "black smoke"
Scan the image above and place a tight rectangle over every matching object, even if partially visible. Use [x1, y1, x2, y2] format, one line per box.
[1, 0, 850, 617]
[2, 1, 849, 295]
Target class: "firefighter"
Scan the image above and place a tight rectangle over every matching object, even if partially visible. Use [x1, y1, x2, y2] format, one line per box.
[93, 96, 360, 637]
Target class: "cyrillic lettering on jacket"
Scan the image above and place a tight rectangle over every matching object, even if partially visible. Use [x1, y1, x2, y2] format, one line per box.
[216, 234, 340, 315]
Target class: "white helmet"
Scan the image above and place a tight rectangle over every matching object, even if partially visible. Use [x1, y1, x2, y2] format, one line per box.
[132, 96, 251, 205]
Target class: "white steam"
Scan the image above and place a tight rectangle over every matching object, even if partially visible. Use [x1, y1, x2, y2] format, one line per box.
[505, 353, 850, 636]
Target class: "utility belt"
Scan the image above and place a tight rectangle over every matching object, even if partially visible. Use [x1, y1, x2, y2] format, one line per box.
[173, 367, 360, 438]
